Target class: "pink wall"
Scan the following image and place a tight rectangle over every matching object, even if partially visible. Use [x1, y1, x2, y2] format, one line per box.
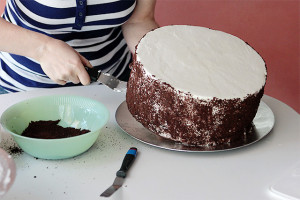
[0, 1, 4, 14]
[0, 0, 299, 113]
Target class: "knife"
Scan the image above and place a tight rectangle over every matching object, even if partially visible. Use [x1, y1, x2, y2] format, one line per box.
[100, 147, 138, 197]
[85, 67, 127, 93]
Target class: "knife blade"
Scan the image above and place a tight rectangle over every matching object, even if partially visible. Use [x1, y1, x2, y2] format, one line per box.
[100, 147, 138, 197]
[85, 67, 127, 93]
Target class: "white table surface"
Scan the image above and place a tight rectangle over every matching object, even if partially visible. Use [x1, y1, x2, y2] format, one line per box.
[0, 85, 299, 200]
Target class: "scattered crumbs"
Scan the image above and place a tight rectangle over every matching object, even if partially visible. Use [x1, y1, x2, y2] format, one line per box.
[7, 145, 23, 156]
[0, 136, 23, 157]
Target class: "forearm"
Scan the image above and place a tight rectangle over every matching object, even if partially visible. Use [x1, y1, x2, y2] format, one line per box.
[0, 18, 52, 61]
[122, 19, 159, 53]
[121, 0, 159, 54]
[0, 18, 91, 85]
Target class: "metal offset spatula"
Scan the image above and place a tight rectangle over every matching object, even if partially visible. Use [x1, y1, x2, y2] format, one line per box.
[85, 67, 127, 93]
[100, 147, 138, 197]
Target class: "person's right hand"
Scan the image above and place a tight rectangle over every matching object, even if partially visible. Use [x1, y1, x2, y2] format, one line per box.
[37, 38, 92, 85]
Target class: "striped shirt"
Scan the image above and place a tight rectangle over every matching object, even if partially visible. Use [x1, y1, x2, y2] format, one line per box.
[0, 0, 136, 92]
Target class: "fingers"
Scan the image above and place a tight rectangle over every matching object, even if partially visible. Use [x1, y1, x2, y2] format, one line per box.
[76, 53, 92, 85]
[46, 64, 83, 85]
[55, 66, 89, 86]
[55, 77, 79, 85]
[68, 75, 80, 84]
[78, 52, 92, 68]
[77, 66, 91, 85]
[58, 68, 84, 85]
[39, 39, 92, 86]
[62, 57, 90, 85]
[56, 80, 67, 85]
[56, 54, 91, 85]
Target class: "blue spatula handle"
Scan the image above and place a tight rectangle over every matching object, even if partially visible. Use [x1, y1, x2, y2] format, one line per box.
[116, 147, 137, 178]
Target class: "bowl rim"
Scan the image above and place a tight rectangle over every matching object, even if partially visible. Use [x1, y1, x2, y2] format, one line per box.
[0, 94, 110, 141]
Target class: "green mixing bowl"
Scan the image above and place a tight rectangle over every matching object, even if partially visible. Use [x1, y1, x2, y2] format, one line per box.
[0, 95, 110, 159]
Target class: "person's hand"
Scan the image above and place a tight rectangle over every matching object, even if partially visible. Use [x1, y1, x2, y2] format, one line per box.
[37, 38, 92, 85]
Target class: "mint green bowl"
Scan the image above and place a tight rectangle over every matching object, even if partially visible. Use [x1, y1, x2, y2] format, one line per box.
[0, 95, 110, 159]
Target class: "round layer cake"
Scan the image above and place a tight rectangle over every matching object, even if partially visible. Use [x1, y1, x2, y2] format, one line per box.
[126, 25, 267, 146]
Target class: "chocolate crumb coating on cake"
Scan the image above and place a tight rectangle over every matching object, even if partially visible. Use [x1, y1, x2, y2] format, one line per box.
[127, 60, 264, 146]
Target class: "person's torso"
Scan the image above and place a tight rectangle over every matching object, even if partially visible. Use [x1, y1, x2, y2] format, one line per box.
[5, 0, 136, 33]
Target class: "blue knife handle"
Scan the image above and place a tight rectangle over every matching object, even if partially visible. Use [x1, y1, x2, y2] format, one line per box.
[116, 147, 137, 178]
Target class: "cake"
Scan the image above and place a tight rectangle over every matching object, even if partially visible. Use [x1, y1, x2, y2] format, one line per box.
[126, 25, 267, 146]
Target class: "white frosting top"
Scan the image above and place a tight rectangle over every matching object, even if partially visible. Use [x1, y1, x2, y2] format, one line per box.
[136, 25, 267, 99]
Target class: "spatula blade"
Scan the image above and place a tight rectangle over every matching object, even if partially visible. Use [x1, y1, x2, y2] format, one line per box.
[100, 177, 124, 197]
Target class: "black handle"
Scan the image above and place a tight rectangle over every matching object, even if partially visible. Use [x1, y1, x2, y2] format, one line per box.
[116, 147, 138, 178]
[84, 66, 100, 82]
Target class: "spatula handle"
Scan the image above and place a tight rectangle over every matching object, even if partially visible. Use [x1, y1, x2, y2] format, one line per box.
[116, 147, 137, 178]
[84, 66, 100, 82]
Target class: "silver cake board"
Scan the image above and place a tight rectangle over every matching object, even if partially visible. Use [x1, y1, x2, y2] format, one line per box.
[115, 101, 275, 152]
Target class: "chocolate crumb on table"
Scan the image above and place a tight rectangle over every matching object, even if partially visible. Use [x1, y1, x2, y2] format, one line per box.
[8, 145, 23, 155]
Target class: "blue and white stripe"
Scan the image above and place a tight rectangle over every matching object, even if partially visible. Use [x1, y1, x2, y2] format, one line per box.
[0, 0, 136, 92]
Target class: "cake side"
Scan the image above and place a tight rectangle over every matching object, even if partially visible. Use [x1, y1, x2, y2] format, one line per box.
[126, 60, 265, 146]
